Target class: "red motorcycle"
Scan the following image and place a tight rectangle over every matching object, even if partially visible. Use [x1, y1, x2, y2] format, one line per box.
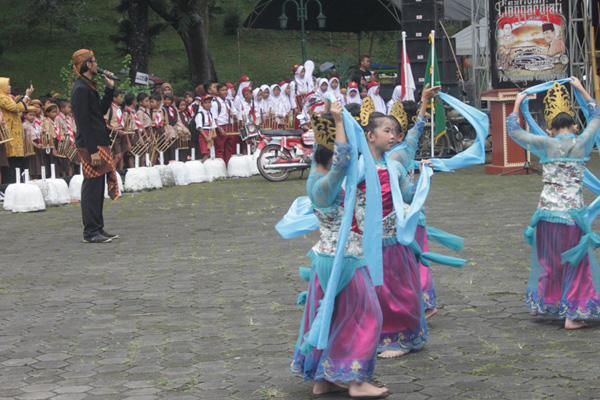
[239, 121, 313, 182]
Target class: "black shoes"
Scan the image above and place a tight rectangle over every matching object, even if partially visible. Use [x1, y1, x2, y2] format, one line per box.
[83, 234, 112, 243]
[100, 230, 119, 239]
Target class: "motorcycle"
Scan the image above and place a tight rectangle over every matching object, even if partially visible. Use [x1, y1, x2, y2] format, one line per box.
[254, 128, 315, 182]
[239, 120, 316, 182]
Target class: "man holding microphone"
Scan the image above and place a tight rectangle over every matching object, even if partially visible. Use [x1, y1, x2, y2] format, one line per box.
[71, 49, 119, 243]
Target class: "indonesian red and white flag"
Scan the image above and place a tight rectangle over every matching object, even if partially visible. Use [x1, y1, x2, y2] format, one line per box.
[400, 45, 416, 101]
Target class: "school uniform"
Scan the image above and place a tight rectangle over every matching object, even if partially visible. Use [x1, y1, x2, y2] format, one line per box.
[194, 108, 216, 156]
[214, 96, 238, 164]
[105, 103, 130, 160]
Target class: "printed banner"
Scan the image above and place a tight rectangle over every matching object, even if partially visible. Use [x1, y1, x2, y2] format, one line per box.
[490, 0, 569, 89]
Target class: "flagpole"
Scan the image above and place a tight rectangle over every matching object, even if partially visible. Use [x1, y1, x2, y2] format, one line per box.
[430, 30, 435, 157]
[402, 31, 408, 101]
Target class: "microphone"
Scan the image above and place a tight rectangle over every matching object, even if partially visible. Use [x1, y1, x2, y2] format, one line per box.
[97, 68, 120, 81]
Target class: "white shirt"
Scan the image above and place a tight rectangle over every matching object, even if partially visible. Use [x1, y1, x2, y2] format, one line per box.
[194, 108, 216, 130]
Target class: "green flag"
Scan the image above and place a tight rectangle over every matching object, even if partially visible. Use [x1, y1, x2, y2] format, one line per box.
[423, 33, 446, 143]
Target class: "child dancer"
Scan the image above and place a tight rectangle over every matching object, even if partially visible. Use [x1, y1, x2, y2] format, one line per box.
[509, 78, 600, 329]
[356, 85, 439, 358]
[291, 100, 388, 399]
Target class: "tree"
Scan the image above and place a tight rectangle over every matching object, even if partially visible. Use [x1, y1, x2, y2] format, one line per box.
[148, 0, 217, 86]
[111, 0, 165, 82]
[25, 0, 86, 71]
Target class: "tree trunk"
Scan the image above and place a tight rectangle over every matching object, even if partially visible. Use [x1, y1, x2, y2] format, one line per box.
[128, 0, 150, 81]
[178, 22, 214, 86]
[148, 0, 217, 86]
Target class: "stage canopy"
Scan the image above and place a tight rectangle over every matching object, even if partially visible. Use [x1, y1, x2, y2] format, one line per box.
[242, 0, 474, 32]
[242, 0, 402, 32]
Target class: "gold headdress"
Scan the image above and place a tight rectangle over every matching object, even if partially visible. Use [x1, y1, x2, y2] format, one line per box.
[543, 82, 574, 128]
[360, 97, 375, 127]
[389, 101, 408, 132]
[311, 113, 335, 151]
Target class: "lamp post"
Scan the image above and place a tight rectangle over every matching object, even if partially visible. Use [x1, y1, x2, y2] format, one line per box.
[279, 0, 326, 62]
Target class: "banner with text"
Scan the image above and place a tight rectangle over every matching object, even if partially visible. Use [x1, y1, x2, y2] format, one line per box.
[490, 0, 569, 89]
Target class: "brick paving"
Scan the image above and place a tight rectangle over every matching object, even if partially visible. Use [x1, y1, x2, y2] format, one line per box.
[2, 155, 600, 399]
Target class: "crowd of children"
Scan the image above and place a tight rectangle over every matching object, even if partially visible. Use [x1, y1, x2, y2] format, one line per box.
[0, 55, 405, 184]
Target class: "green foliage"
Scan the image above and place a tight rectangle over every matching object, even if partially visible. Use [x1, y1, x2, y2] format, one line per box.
[25, 0, 86, 33]
[117, 55, 153, 96]
[58, 55, 151, 100]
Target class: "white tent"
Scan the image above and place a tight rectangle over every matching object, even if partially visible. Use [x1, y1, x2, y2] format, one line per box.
[452, 18, 489, 56]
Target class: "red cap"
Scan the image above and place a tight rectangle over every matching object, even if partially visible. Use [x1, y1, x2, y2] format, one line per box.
[226, 82, 234, 89]
[200, 95, 212, 103]
[279, 80, 287, 87]
[348, 81, 358, 88]
[239, 75, 250, 83]
[367, 81, 380, 90]
[329, 73, 340, 80]
[293, 64, 302, 74]
[242, 87, 252, 95]
[285, 78, 291, 84]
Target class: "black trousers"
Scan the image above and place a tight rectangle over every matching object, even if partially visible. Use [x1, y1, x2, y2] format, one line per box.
[81, 174, 105, 239]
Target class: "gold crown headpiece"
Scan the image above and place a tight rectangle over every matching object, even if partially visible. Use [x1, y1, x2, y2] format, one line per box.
[543, 82, 574, 128]
[311, 113, 335, 151]
[360, 97, 375, 127]
[389, 101, 408, 132]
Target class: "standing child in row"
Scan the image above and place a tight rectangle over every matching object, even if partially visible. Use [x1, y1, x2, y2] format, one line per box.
[214, 83, 237, 164]
[194, 96, 216, 162]
[105, 89, 129, 170]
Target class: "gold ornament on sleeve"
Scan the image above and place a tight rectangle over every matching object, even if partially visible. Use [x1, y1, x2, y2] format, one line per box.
[311, 113, 335, 151]
[389, 101, 408, 132]
[543, 82, 575, 128]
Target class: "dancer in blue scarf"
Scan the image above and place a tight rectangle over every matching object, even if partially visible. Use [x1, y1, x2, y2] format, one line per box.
[509, 77, 600, 329]
[290, 100, 388, 398]
[354, 85, 440, 358]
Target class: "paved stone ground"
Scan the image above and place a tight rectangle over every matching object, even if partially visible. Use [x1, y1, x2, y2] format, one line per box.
[2, 154, 600, 400]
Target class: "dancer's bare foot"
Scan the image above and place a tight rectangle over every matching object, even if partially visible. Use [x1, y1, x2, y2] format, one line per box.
[349, 382, 389, 399]
[530, 312, 538, 316]
[312, 380, 348, 395]
[378, 349, 407, 358]
[425, 308, 438, 319]
[565, 319, 588, 330]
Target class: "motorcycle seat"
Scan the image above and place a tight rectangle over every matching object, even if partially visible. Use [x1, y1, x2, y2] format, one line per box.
[261, 129, 304, 137]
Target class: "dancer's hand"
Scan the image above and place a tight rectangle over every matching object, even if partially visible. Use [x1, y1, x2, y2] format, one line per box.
[421, 83, 441, 103]
[569, 76, 584, 91]
[513, 92, 528, 113]
[330, 101, 343, 123]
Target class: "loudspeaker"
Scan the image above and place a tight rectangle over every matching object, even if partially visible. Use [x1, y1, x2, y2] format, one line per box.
[397, 38, 456, 64]
[402, 2, 444, 22]
[406, 61, 457, 85]
[402, 21, 444, 39]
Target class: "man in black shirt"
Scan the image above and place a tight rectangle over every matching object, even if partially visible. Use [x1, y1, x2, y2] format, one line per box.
[351, 54, 373, 86]
[71, 49, 119, 243]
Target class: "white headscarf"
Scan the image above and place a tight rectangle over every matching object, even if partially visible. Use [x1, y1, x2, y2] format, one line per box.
[269, 84, 282, 115]
[288, 81, 298, 110]
[235, 79, 252, 110]
[346, 87, 362, 105]
[294, 65, 307, 96]
[328, 76, 341, 96]
[368, 83, 386, 114]
[259, 84, 271, 113]
[279, 82, 292, 113]
[386, 85, 402, 114]
[316, 78, 330, 102]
